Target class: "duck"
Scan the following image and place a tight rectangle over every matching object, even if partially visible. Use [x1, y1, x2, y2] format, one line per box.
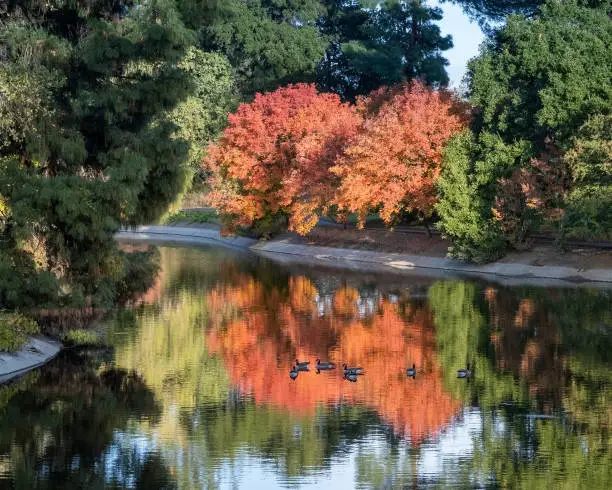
[343, 363, 363, 375]
[457, 362, 472, 379]
[316, 358, 336, 370]
[289, 366, 299, 380]
[344, 373, 358, 382]
[406, 363, 416, 378]
[295, 359, 310, 368]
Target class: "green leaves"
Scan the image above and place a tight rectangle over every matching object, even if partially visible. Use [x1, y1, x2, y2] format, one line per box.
[561, 114, 612, 240]
[317, 0, 452, 100]
[0, 1, 195, 307]
[469, 1, 612, 145]
[437, 1, 612, 261]
[200, 0, 328, 96]
[0, 312, 39, 352]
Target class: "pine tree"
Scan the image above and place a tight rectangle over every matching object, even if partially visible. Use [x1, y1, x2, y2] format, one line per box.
[317, 0, 452, 100]
[0, 1, 195, 307]
[193, 0, 329, 96]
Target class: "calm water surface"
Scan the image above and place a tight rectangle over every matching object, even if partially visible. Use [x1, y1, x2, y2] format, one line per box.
[1, 245, 611, 489]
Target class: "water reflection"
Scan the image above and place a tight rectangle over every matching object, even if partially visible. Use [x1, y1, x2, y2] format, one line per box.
[205, 269, 458, 445]
[0, 245, 610, 489]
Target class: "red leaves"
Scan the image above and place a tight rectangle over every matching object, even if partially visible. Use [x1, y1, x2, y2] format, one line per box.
[205, 81, 469, 235]
[492, 149, 568, 249]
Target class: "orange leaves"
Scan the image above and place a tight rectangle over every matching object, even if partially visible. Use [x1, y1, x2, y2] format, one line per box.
[492, 149, 568, 249]
[205, 81, 469, 235]
[205, 84, 360, 235]
[333, 82, 470, 227]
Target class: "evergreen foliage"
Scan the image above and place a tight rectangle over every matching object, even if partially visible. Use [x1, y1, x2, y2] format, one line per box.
[561, 114, 612, 240]
[0, 0, 193, 307]
[443, 0, 611, 25]
[195, 0, 329, 96]
[317, 0, 452, 100]
[437, 1, 612, 261]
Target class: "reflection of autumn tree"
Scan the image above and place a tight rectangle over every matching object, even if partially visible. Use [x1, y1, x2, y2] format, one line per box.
[206, 272, 459, 444]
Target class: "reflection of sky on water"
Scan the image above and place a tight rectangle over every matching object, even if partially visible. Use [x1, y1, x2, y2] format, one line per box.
[102, 408, 486, 489]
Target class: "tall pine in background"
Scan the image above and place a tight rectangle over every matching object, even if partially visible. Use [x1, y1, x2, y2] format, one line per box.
[317, 0, 452, 100]
[0, 0, 195, 308]
[183, 0, 329, 96]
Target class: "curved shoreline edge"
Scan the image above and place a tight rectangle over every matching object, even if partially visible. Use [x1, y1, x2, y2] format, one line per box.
[118, 226, 612, 287]
[0, 336, 62, 385]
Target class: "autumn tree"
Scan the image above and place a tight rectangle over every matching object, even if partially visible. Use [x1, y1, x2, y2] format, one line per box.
[204, 83, 361, 236]
[332, 81, 469, 228]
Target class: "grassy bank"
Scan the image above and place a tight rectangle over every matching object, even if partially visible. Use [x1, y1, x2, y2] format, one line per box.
[0, 312, 39, 353]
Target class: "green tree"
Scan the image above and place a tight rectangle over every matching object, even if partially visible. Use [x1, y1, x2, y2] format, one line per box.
[436, 1, 612, 261]
[165, 46, 236, 192]
[442, 0, 611, 25]
[561, 114, 612, 240]
[317, 0, 452, 100]
[194, 0, 329, 96]
[0, 1, 195, 307]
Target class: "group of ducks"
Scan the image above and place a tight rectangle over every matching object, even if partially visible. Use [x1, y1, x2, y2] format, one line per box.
[289, 359, 473, 382]
[289, 359, 364, 382]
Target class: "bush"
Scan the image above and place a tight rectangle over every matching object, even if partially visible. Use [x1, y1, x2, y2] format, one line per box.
[561, 115, 612, 241]
[436, 131, 507, 263]
[165, 210, 217, 225]
[0, 312, 40, 352]
[61, 329, 104, 347]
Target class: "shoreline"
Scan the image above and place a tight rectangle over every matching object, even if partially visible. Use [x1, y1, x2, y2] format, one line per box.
[0, 336, 62, 385]
[118, 225, 612, 287]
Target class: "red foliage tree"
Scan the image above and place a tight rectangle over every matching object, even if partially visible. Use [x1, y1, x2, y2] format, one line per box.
[332, 81, 469, 227]
[492, 147, 568, 249]
[204, 84, 361, 235]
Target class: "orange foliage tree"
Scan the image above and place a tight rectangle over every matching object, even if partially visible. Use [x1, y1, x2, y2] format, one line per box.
[333, 81, 469, 227]
[204, 84, 361, 235]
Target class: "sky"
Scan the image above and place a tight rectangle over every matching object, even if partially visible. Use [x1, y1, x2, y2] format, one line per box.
[431, 0, 485, 88]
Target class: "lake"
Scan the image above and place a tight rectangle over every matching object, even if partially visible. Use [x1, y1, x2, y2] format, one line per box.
[0, 244, 610, 489]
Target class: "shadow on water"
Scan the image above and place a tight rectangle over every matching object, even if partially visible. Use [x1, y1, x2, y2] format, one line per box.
[0, 244, 610, 488]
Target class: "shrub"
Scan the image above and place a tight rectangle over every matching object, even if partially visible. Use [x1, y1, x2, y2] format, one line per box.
[0, 312, 40, 352]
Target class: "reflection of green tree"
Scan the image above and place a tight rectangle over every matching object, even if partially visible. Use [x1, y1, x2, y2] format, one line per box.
[108, 290, 229, 410]
[470, 413, 611, 490]
[354, 448, 418, 490]
[429, 280, 612, 488]
[178, 402, 381, 482]
[0, 371, 39, 413]
[0, 350, 167, 488]
[428, 281, 530, 408]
